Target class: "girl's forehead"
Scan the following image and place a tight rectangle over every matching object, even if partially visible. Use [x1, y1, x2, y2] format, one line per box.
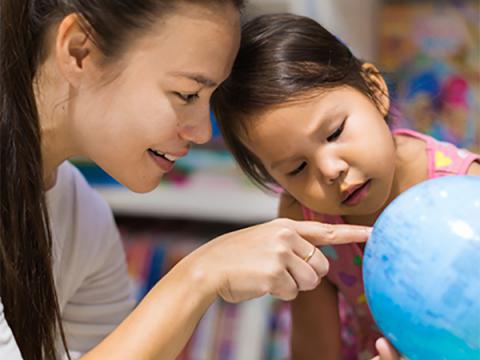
[250, 90, 347, 126]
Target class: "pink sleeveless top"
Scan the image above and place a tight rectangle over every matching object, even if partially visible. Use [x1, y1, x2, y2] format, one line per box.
[301, 129, 480, 358]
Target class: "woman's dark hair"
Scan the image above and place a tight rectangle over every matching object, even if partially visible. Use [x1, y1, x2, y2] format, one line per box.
[0, 1, 244, 359]
[212, 13, 388, 191]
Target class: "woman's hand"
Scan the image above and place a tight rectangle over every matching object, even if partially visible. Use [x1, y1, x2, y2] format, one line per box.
[372, 338, 401, 360]
[191, 218, 370, 303]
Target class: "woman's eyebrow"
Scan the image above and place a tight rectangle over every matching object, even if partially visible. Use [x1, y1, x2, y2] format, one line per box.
[170, 71, 217, 87]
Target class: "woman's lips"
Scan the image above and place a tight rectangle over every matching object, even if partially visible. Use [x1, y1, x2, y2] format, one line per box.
[148, 149, 175, 173]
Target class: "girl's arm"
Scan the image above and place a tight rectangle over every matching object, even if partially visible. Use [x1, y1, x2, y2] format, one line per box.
[279, 194, 342, 360]
[467, 160, 480, 175]
[290, 280, 342, 360]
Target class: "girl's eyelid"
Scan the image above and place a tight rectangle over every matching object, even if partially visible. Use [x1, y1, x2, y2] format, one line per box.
[327, 117, 347, 142]
[287, 161, 307, 176]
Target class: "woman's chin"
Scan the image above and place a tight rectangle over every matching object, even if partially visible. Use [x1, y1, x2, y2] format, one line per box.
[122, 176, 163, 193]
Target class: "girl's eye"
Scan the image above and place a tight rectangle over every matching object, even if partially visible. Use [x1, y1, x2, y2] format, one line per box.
[287, 161, 307, 176]
[327, 119, 346, 142]
[175, 92, 199, 104]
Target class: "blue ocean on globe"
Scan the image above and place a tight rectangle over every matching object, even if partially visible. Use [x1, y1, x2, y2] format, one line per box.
[363, 175, 480, 360]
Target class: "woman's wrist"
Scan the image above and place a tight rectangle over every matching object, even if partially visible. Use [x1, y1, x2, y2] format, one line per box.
[173, 248, 220, 305]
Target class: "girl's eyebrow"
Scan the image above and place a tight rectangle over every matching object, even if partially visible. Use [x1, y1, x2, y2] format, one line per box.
[271, 155, 302, 170]
[169, 71, 217, 87]
[304, 104, 342, 134]
[270, 105, 343, 171]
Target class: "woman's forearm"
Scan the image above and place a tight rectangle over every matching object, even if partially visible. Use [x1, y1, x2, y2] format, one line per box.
[82, 255, 216, 360]
[81, 218, 370, 359]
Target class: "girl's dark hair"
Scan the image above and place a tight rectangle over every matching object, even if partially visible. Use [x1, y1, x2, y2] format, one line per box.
[212, 13, 388, 191]
[0, 1, 244, 359]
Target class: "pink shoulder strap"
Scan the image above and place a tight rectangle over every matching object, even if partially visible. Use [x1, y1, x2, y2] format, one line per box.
[392, 128, 437, 178]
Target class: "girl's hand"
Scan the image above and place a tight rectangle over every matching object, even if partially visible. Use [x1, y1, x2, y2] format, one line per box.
[372, 338, 401, 360]
[191, 218, 370, 303]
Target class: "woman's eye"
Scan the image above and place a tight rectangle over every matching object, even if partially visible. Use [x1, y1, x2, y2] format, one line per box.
[175, 92, 199, 104]
[327, 119, 346, 142]
[287, 161, 307, 176]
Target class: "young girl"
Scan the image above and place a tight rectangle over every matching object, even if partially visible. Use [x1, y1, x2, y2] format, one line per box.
[212, 13, 480, 360]
[0, 2, 377, 359]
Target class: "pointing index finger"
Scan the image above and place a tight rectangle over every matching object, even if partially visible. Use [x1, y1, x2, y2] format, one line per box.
[293, 220, 371, 246]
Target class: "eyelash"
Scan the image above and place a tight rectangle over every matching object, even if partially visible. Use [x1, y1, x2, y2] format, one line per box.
[287, 161, 307, 177]
[327, 118, 346, 142]
[286, 119, 347, 177]
[175, 92, 199, 104]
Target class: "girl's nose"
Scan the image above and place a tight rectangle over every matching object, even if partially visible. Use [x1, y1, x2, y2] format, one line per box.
[314, 152, 348, 185]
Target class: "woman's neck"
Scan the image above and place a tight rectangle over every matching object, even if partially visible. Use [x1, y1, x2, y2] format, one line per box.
[35, 62, 78, 190]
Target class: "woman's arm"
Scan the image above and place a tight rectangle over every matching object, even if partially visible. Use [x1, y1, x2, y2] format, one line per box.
[279, 194, 342, 360]
[82, 254, 216, 360]
[82, 200, 370, 359]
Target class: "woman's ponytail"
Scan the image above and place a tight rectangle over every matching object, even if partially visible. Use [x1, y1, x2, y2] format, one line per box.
[0, 1, 68, 358]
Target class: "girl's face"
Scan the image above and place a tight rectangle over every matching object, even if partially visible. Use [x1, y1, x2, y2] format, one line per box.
[65, 4, 241, 192]
[243, 86, 397, 217]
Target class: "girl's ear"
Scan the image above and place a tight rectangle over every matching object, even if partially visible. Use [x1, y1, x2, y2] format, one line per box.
[54, 14, 100, 88]
[361, 63, 390, 117]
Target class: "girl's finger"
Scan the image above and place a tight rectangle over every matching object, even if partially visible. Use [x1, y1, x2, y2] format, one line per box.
[375, 338, 401, 360]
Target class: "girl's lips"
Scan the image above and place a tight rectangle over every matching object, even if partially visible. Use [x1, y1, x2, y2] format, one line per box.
[342, 180, 371, 206]
[148, 149, 175, 173]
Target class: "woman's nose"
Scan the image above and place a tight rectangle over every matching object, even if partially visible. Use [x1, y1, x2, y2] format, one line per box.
[178, 110, 213, 145]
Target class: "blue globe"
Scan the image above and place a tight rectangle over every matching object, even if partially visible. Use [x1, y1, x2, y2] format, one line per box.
[363, 176, 480, 360]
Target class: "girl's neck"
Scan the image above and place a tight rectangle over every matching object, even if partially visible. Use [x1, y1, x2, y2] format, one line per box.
[343, 133, 428, 227]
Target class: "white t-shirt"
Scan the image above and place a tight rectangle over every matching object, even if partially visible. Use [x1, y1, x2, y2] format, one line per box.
[0, 162, 135, 359]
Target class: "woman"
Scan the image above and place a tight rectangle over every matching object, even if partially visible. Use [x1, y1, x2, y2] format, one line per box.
[0, 1, 398, 359]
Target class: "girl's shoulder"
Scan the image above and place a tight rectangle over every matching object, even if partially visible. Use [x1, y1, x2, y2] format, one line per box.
[393, 128, 480, 177]
[278, 192, 304, 221]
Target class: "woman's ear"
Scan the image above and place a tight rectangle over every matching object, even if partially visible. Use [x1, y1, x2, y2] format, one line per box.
[361, 63, 390, 117]
[54, 14, 98, 88]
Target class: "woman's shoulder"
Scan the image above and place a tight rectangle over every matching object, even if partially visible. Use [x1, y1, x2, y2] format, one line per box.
[0, 298, 22, 359]
[47, 161, 115, 233]
[54, 161, 110, 209]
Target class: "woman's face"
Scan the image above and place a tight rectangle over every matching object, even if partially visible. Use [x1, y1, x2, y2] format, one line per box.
[243, 86, 396, 217]
[70, 3, 241, 192]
